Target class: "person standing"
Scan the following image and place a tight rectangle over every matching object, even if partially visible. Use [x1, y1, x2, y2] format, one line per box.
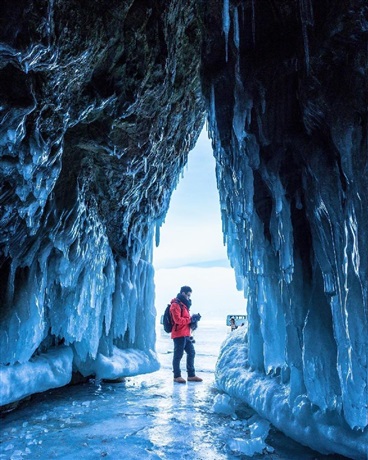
[230, 317, 238, 331]
[170, 285, 202, 384]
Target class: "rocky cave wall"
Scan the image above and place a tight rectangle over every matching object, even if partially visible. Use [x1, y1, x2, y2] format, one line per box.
[200, 0, 367, 455]
[0, 0, 205, 393]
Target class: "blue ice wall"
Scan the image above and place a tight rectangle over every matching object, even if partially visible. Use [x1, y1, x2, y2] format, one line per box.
[204, 0, 367, 456]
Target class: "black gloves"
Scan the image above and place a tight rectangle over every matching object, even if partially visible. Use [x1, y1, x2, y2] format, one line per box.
[190, 313, 201, 331]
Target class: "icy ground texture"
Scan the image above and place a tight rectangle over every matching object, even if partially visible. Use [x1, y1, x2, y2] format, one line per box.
[202, 1, 368, 458]
[0, 1, 204, 403]
[0, 323, 349, 460]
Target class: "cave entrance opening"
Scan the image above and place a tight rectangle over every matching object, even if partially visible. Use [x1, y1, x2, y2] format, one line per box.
[153, 126, 247, 327]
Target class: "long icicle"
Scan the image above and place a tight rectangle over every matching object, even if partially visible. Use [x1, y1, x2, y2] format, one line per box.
[223, 0, 230, 62]
[251, 0, 256, 46]
[299, 0, 314, 73]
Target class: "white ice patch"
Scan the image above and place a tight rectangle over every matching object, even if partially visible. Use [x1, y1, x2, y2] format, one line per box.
[228, 436, 272, 457]
[0, 346, 73, 406]
[211, 393, 236, 417]
[76, 346, 160, 380]
[247, 414, 271, 439]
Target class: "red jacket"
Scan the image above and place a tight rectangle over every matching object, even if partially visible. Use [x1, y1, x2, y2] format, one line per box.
[170, 298, 191, 339]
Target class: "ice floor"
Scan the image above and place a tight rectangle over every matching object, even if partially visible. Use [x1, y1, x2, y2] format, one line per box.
[1, 322, 349, 459]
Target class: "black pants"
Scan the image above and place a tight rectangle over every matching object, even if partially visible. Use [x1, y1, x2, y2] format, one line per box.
[172, 336, 195, 378]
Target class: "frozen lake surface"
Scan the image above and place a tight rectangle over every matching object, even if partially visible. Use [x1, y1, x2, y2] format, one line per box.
[1, 322, 348, 459]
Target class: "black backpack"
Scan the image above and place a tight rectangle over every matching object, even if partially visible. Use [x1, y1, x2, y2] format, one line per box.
[163, 304, 173, 333]
[162, 302, 183, 333]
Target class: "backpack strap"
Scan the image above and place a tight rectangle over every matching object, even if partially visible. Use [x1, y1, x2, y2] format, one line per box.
[170, 299, 184, 328]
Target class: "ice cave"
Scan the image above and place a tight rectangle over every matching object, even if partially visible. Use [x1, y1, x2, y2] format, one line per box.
[0, 1, 367, 458]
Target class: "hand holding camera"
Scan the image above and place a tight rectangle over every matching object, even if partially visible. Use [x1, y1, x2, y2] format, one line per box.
[190, 313, 201, 331]
[191, 313, 201, 322]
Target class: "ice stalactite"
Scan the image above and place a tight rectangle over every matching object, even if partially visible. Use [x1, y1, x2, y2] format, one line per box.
[233, 6, 240, 50]
[0, 192, 158, 366]
[203, 0, 368, 457]
[232, 57, 249, 146]
[298, 0, 314, 73]
[222, 0, 231, 62]
[211, 109, 368, 456]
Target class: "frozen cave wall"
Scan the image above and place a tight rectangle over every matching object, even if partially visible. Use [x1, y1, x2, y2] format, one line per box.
[0, 0, 367, 456]
[200, 0, 367, 457]
[0, 0, 205, 405]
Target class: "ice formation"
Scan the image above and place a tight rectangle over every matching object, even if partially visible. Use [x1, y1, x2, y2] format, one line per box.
[0, 347, 73, 406]
[0, 1, 367, 458]
[203, 1, 367, 458]
[217, 328, 368, 458]
[0, 0, 205, 407]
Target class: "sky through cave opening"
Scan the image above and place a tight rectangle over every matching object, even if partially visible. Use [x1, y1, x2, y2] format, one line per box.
[153, 127, 247, 323]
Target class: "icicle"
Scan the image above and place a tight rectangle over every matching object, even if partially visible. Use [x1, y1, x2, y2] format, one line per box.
[301, 23, 310, 72]
[209, 83, 217, 137]
[251, 0, 256, 46]
[299, 0, 314, 73]
[233, 7, 240, 50]
[232, 50, 248, 145]
[210, 83, 215, 120]
[155, 220, 161, 247]
[222, 0, 230, 62]
[46, 0, 55, 43]
[144, 157, 148, 174]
